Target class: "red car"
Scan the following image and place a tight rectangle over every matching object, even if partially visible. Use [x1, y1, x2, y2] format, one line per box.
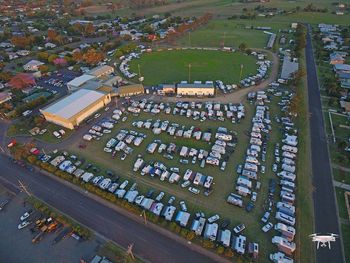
[30, 148, 40, 155]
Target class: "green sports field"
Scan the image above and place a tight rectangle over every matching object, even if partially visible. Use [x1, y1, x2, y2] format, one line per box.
[129, 49, 257, 86]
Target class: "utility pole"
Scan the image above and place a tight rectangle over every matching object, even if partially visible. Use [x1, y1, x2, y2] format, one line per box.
[138, 64, 143, 84]
[140, 210, 147, 225]
[127, 243, 135, 260]
[222, 32, 226, 48]
[188, 31, 191, 47]
[188, 63, 192, 83]
[18, 180, 32, 197]
[240, 64, 244, 80]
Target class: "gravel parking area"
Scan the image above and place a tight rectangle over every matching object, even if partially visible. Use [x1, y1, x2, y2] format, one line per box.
[0, 189, 102, 263]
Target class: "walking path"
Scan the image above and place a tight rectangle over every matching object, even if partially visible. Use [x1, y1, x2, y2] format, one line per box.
[334, 180, 350, 191]
[333, 164, 350, 173]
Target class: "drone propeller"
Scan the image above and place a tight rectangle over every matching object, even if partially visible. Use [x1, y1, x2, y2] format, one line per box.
[309, 233, 319, 237]
[328, 233, 339, 237]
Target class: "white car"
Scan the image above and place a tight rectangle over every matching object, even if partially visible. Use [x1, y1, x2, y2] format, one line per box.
[181, 180, 191, 188]
[18, 221, 31, 230]
[260, 165, 265, 174]
[233, 223, 246, 234]
[272, 164, 278, 172]
[251, 192, 257, 202]
[208, 214, 220, 223]
[220, 161, 227, 171]
[103, 147, 112, 153]
[122, 116, 128, 122]
[155, 192, 165, 201]
[180, 201, 188, 212]
[262, 222, 273, 233]
[53, 131, 61, 139]
[188, 187, 200, 195]
[20, 210, 33, 221]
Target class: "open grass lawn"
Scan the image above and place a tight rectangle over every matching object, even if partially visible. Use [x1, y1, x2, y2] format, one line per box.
[333, 168, 350, 185]
[341, 223, 350, 263]
[176, 20, 276, 49]
[67, 98, 289, 260]
[335, 187, 349, 220]
[129, 49, 257, 86]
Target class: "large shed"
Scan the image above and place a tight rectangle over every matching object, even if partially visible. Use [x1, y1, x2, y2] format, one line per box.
[40, 89, 111, 129]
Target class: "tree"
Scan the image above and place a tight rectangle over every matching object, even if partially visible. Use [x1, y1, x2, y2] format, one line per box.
[238, 42, 247, 51]
[85, 23, 95, 35]
[38, 65, 49, 73]
[37, 52, 49, 61]
[48, 29, 58, 42]
[0, 71, 12, 81]
[48, 54, 58, 63]
[82, 49, 105, 65]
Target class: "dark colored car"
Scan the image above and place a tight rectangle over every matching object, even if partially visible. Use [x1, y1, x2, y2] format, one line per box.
[245, 201, 255, 212]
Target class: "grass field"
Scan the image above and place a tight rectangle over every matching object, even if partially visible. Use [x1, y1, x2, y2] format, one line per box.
[67, 97, 290, 260]
[175, 18, 296, 50]
[129, 49, 257, 86]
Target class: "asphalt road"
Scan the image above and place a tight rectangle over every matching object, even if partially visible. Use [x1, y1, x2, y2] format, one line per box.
[0, 154, 227, 263]
[305, 25, 344, 263]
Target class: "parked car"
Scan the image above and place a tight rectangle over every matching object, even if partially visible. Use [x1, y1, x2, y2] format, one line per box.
[168, 196, 176, 204]
[208, 214, 220, 223]
[20, 210, 33, 221]
[233, 223, 246, 234]
[251, 192, 257, 202]
[188, 187, 200, 195]
[180, 201, 188, 212]
[261, 212, 270, 223]
[262, 222, 273, 233]
[245, 201, 254, 212]
[155, 192, 165, 201]
[18, 221, 31, 230]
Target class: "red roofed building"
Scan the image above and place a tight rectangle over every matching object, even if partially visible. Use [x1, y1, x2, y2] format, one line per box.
[8, 73, 36, 89]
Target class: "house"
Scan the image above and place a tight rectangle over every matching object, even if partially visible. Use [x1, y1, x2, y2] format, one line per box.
[8, 73, 36, 89]
[16, 50, 30, 56]
[0, 92, 12, 104]
[40, 89, 111, 130]
[45, 42, 56, 49]
[329, 53, 346, 65]
[338, 72, 350, 85]
[340, 101, 350, 112]
[23, 60, 44, 71]
[334, 64, 350, 74]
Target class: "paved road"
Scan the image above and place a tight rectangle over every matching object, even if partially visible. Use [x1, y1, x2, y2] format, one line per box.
[0, 154, 228, 263]
[305, 25, 344, 263]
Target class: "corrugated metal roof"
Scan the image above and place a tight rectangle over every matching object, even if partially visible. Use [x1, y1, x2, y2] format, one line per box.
[67, 74, 95, 87]
[42, 89, 105, 119]
[177, 83, 214, 89]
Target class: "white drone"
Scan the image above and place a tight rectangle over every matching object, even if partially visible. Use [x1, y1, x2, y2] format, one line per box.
[309, 233, 339, 249]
